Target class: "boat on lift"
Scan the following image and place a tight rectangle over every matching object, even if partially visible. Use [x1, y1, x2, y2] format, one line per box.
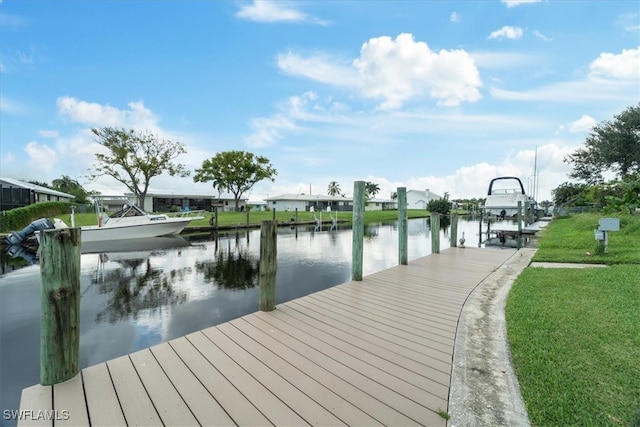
[483, 176, 531, 219]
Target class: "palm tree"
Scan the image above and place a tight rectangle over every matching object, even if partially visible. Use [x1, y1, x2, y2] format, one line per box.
[52, 175, 89, 204]
[327, 181, 341, 196]
[365, 181, 380, 198]
[52, 175, 77, 194]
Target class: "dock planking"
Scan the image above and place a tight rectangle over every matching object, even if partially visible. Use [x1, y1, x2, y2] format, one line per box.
[19, 247, 517, 426]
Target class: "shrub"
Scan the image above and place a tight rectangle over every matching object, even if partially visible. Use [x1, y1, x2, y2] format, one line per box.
[0, 202, 86, 233]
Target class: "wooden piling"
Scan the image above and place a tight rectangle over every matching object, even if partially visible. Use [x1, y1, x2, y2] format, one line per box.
[430, 213, 440, 254]
[272, 208, 276, 221]
[352, 181, 365, 280]
[450, 211, 458, 248]
[517, 201, 523, 249]
[259, 220, 277, 311]
[397, 187, 408, 265]
[478, 209, 483, 247]
[40, 228, 81, 386]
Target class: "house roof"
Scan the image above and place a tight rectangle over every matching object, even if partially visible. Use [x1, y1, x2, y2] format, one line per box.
[127, 191, 246, 201]
[407, 189, 442, 199]
[0, 177, 75, 199]
[266, 194, 352, 202]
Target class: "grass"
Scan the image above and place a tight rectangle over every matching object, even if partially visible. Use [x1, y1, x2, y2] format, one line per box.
[532, 213, 640, 264]
[62, 209, 434, 228]
[506, 213, 640, 426]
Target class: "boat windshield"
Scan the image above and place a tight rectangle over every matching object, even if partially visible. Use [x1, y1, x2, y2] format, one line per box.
[109, 205, 147, 218]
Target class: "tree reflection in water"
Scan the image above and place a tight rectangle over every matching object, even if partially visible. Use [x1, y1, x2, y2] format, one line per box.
[94, 257, 190, 324]
[195, 247, 259, 291]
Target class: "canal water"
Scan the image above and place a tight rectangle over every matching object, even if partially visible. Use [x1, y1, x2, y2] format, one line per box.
[0, 217, 513, 422]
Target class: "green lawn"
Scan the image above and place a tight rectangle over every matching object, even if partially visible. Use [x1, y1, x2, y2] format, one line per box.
[507, 213, 640, 426]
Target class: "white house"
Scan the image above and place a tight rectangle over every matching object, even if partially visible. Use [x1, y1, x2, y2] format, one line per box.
[266, 194, 398, 212]
[367, 198, 398, 211]
[129, 191, 247, 213]
[266, 194, 353, 212]
[0, 177, 74, 210]
[406, 189, 441, 210]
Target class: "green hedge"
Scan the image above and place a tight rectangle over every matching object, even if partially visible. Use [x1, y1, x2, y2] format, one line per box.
[0, 202, 89, 233]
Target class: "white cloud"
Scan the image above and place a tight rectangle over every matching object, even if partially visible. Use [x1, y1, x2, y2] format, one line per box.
[501, 0, 543, 7]
[491, 76, 637, 103]
[569, 115, 597, 133]
[24, 141, 58, 173]
[236, 0, 329, 25]
[616, 13, 640, 33]
[450, 12, 460, 23]
[488, 26, 523, 40]
[354, 33, 482, 108]
[277, 51, 360, 87]
[310, 142, 574, 203]
[532, 30, 552, 42]
[589, 47, 640, 80]
[495, 47, 640, 104]
[0, 96, 23, 114]
[278, 33, 483, 110]
[57, 97, 160, 130]
[38, 130, 59, 138]
[246, 115, 298, 148]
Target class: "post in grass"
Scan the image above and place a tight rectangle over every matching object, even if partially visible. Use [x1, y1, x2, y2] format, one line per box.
[40, 227, 81, 386]
[259, 220, 277, 311]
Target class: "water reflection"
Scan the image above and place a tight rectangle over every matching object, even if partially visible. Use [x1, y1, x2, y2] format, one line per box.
[195, 248, 259, 291]
[94, 257, 190, 324]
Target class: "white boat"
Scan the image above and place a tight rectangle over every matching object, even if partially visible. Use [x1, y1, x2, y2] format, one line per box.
[36, 204, 204, 244]
[483, 177, 530, 218]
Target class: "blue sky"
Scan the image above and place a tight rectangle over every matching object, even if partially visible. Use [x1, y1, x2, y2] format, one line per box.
[1, 0, 638, 203]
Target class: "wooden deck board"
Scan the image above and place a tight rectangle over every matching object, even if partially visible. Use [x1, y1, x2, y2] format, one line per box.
[106, 355, 162, 426]
[167, 336, 271, 426]
[128, 348, 199, 426]
[51, 374, 89, 427]
[186, 330, 310, 426]
[18, 247, 518, 427]
[81, 363, 128, 426]
[148, 342, 236, 426]
[18, 384, 51, 427]
[232, 316, 415, 426]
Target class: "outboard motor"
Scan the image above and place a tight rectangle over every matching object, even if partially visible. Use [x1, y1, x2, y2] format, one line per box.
[5, 244, 39, 264]
[4, 218, 56, 245]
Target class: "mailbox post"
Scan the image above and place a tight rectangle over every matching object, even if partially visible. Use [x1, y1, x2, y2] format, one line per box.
[594, 217, 620, 254]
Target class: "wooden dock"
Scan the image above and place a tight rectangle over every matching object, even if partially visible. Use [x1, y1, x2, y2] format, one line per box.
[19, 247, 517, 427]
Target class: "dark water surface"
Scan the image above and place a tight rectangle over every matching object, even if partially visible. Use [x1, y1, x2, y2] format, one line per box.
[0, 217, 503, 422]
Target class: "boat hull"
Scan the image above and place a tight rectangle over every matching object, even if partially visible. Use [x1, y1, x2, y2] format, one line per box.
[79, 218, 196, 243]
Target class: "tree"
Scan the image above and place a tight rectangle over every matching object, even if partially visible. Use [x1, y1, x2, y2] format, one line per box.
[52, 175, 89, 204]
[327, 181, 342, 196]
[365, 181, 380, 198]
[194, 150, 277, 211]
[90, 127, 189, 207]
[565, 103, 640, 184]
[427, 198, 451, 215]
[551, 182, 590, 207]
